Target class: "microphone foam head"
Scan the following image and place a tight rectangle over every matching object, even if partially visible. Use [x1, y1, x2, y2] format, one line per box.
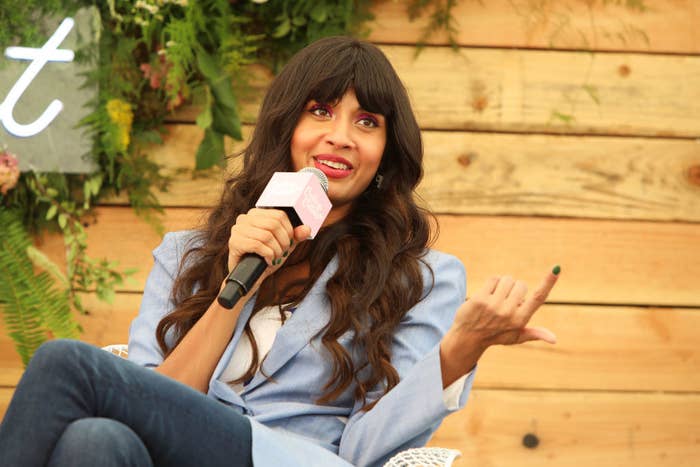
[299, 167, 329, 193]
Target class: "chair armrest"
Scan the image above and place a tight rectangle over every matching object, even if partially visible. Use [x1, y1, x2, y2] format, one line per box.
[383, 447, 462, 467]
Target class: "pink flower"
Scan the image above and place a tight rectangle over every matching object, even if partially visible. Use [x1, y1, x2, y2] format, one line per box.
[140, 62, 163, 89]
[0, 150, 20, 195]
[139, 50, 171, 90]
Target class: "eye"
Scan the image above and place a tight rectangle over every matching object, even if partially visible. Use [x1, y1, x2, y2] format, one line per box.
[309, 103, 332, 118]
[357, 114, 380, 128]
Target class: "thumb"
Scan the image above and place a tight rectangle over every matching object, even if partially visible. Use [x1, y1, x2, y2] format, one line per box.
[293, 225, 312, 243]
[517, 326, 557, 345]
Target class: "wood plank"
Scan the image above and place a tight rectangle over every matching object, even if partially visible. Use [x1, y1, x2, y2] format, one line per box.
[380, 45, 700, 137]
[1, 387, 698, 466]
[369, 0, 700, 54]
[107, 124, 700, 222]
[2, 302, 699, 392]
[168, 46, 700, 137]
[420, 131, 700, 221]
[428, 389, 700, 467]
[436, 214, 700, 307]
[0, 388, 12, 421]
[477, 305, 700, 392]
[35, 208, 700, 306]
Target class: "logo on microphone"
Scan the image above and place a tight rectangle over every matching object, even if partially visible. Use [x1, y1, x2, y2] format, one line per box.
[302, 186, 326, 221]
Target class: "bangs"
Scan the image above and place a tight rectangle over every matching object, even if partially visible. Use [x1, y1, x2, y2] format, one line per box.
[305, 44, 396, 118]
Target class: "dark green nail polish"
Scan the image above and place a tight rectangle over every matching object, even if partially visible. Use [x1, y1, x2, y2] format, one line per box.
[283, 250, 288, 257]
[552, 265, 561, 275]
[289, 239, 294, 247]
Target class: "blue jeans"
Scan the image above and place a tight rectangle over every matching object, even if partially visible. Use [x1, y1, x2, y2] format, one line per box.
[0, 339, 253, 467]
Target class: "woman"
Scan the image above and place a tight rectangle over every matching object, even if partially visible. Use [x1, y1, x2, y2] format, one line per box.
[0, 36, 559, 467]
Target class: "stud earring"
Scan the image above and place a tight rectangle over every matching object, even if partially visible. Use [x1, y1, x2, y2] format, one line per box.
[374, 173, 384, 190]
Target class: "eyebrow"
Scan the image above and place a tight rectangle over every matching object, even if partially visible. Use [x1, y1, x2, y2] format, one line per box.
[309, 99, 384, 117]
[357, 107, 384, 118]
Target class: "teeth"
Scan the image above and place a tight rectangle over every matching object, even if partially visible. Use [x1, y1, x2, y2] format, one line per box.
[318, 159, 349, 170]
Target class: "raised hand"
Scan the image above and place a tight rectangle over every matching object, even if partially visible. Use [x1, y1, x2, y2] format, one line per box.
[440, 266, 561, 386]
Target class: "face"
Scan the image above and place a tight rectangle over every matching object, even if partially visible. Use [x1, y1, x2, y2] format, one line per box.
[291, 88, 386, 223]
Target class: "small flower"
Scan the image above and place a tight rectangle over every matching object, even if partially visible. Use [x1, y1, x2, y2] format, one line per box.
[139, 51, 170, 89]
[0, 150, 20, 195]
[135, 0, 160, 15]
[140, 63, 162, 89]
[106, 99, 134, 152]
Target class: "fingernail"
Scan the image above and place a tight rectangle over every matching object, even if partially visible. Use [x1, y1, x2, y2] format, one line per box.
[552, 265, 561, 275]
[289, 239, 294, 247]
[283, 250, 288, 257]
[275, 258, 282, 265]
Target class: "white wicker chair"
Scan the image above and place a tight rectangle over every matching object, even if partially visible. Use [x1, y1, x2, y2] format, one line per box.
[102, 345, 461, 467]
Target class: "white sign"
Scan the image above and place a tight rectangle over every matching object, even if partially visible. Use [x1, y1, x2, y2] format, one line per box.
[0, 9, 97, 173]
[1, 18, 75, 138]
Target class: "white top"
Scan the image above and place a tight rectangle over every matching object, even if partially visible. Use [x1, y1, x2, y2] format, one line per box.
[219, 305, 469, 408]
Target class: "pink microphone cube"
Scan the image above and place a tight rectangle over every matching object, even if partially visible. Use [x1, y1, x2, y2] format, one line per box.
[255, 171, 332, 239]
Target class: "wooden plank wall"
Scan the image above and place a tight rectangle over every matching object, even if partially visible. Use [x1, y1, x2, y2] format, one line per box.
[2, 1, 699, 465]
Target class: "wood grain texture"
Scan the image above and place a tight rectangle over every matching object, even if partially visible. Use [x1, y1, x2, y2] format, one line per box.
[477, 305, 700, 392]
[2, 302, 698, 392]
[421, 131, 700, 221]
[380, 45, 700, 137]
[428, 389, 700, 467]
[0, 388, 12, 421]
[435, 214, 700, 306]
[34, 207, 700, 306]
[369, 0, 700, 54]
[106, 124, 700, 222]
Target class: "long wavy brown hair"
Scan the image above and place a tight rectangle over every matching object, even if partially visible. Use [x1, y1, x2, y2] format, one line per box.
[156, 36, 436, 410]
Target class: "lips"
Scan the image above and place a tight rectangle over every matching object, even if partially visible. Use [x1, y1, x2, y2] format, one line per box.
[313, 155, 353, 179]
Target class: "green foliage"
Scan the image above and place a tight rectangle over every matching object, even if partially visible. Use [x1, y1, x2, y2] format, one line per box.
[18, 173, 133, 311]
[0, 0, 83, 50]
[233, 0, 375, 72]
[407, 0, 460, 53]
[0, 210, 81, 366]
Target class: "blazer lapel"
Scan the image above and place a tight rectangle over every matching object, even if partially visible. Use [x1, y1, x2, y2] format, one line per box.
[241, 257, 338, 393]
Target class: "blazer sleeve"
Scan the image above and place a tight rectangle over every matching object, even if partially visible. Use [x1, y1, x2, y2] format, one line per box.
[337, 251, 475, 467]
[127, 231, 191, 368]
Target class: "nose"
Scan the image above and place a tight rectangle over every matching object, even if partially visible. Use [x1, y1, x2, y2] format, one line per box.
[324, 119, 355, 149]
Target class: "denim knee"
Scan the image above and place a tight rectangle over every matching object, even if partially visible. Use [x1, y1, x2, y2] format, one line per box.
[30, 339, 88, 371]
[48, 418, 153, 467]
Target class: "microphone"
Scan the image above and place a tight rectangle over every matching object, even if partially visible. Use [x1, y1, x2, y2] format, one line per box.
[217, 167, 332, 309]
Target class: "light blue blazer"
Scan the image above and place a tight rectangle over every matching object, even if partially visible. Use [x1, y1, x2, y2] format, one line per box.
[128, 231, 475, 467]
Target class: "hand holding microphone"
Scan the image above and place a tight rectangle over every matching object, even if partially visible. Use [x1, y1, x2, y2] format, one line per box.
[218, 168, 332, 309]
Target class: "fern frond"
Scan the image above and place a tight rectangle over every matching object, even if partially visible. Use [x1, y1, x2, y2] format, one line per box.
[0, 210, 80, 366]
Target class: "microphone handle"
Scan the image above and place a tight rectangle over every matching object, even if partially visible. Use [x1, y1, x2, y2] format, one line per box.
[217, 206, 306, 309]
[217, 254, 268, 309]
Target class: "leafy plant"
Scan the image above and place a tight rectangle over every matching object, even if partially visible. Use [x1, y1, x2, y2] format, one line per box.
[0, 209, 81, 365]
[407, 0, 460, 53]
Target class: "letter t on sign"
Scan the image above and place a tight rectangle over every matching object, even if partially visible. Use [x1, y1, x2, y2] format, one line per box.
[0, 18, 75, 138]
